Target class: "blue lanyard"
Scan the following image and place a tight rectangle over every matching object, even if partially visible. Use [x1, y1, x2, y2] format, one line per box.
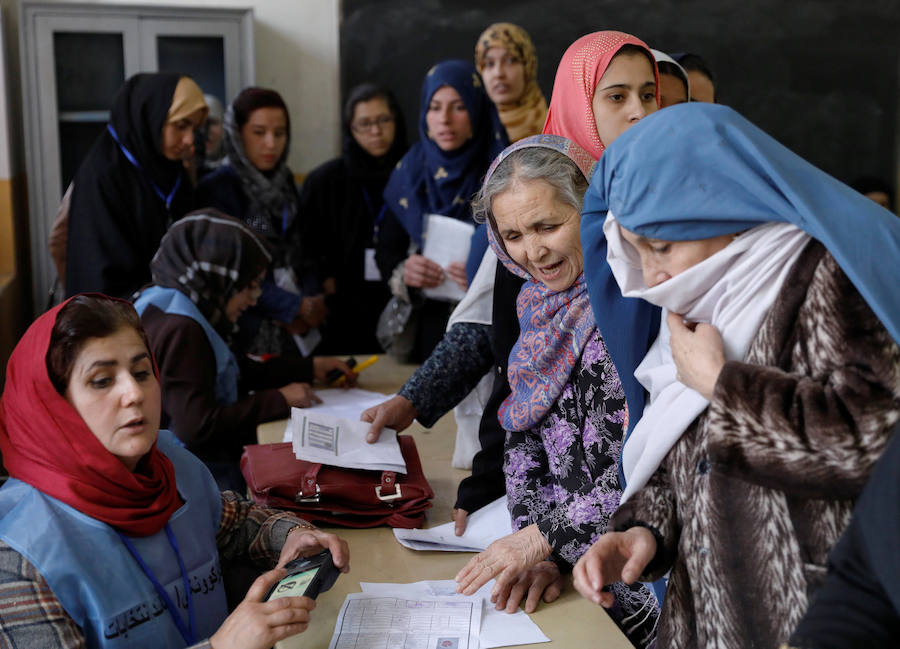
[282, 204, 290, 235]
[360, 187, 387, 227]
[117, 524, 197, 646]
[106, 124, 182, 212]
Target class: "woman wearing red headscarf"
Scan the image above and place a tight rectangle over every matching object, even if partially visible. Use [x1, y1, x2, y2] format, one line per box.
[0, 295, 349, 649]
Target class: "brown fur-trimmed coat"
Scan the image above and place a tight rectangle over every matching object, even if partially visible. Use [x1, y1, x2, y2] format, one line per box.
[612, 242, 900, 649]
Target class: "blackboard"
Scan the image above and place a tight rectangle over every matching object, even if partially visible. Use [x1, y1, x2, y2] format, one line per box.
[341, 0, 900, 188]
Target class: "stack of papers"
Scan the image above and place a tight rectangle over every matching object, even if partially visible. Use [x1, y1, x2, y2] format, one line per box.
[282, 388, 407, 474]
[394, 496, 511, 552]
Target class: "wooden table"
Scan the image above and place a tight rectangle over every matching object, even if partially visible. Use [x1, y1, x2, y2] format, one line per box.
[257, 355, 632, 649]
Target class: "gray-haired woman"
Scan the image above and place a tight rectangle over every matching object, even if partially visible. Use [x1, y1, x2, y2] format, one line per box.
[454, 135, 659, 648]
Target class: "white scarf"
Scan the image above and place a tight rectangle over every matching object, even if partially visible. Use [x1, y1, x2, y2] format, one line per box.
[604, 213, 811, 502]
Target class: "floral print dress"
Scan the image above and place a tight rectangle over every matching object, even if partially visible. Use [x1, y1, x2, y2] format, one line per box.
[504, 329, 660, 648]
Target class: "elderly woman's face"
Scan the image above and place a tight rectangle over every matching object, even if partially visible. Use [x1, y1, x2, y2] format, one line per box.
[65, 327, 161, 472]
[492, 178, 582, 291]
[619, 227, 734, 287]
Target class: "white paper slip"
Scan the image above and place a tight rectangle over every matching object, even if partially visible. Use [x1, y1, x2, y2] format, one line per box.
[290, 408, 406, 473]
[394, 496, 511, 552]
[422, 213, 475, 303]
[328, 593, 481, 649]
[280, 388, 395, 443]
[359, 580, 550, 649]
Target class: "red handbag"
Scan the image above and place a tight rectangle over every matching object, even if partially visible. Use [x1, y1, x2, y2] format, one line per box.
[240, 435, 434, 528]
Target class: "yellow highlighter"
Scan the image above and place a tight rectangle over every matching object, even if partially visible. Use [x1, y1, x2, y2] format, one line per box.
[333, 355, 379, 386]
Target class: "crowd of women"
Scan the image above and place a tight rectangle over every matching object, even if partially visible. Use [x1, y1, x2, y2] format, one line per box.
[0, 17, 898, 649]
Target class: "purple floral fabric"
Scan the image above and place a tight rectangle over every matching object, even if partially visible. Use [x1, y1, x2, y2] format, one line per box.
[504, 329, 659, 648]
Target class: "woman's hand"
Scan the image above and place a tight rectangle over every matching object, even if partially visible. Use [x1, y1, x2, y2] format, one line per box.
[360, 395, 418, 442]
[446, 261, 468, 291]
[404, 254, 444, 288]
[313, 357, 358, 387]
[277, 382, 322, 408]
[667, 311, 726, 400]
[452, 508, 469, 536]
[491, 560, 563, 613]
[276, 528, 350, 573]
[572, 528, 656, 608]
[208, 568, 316, 649]
[455, 524, 552, 596]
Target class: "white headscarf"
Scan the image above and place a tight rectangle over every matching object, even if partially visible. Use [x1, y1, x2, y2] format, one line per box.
[604, 213, 810, 502]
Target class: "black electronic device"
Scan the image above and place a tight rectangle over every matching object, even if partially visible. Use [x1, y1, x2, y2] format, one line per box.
[264, 550, 340, 601]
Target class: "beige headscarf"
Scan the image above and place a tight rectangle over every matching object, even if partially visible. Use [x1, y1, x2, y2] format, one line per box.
[475, 23, 548, 142]
[167, 76, 208, 123]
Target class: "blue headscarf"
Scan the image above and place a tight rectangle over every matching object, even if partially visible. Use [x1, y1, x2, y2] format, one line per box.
[583, 102, 900, 350]
[383, 60, 509, 247]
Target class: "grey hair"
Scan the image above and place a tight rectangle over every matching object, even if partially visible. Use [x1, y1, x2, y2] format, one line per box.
[471, 147, 589, 230]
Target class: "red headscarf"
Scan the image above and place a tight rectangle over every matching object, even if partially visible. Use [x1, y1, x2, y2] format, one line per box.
[0, 297, 182, 537]
[542, 31, 659, 159]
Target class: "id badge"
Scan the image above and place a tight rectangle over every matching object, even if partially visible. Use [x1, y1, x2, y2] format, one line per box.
[364, 248, 381, 282]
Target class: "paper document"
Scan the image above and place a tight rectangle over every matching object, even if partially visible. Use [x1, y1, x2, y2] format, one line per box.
[394, 496, 511, 552]
[359, 580, 550, 649]
[422, 214, 475, 302]
[328, 593, 481, 649]
[279, 388, 394, 435]
[290, 407, 406, 473]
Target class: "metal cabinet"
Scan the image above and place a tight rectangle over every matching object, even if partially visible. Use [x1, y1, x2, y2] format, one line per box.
[19, 1, 254, 308]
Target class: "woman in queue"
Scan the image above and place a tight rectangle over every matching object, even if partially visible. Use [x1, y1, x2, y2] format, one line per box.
[362, 31, 662, 539]
[0, 294, 349, 648]
[196, 88, 325, 357]
[135, 211, 354, 491]
[301, 84, 408, 353]
[572, 103, 900, 649]
[377, 59, 508, 361]
[453, 135, 659, 648]
[66, 73, 206, 298]
[475, 22, 548, 142]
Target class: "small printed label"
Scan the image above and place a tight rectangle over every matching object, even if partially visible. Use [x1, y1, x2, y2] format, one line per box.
[306, 421, 337, 453]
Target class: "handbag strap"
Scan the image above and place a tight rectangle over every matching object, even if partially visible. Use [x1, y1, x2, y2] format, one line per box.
[298, 463, 323, 500]
[379, 471, 398, 497]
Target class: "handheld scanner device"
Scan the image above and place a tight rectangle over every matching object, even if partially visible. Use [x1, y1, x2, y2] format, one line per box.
[264, 550, 341, 601]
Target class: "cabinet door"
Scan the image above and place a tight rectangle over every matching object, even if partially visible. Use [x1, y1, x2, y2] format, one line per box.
[139, 18, 246, 108]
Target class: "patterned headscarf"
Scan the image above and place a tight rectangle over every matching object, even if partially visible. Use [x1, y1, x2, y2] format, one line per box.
[148, 210, 272, 337]
[481, 134, 599, 432]
[383, 60, 509, 246]
[543, 31, 659, 159]
[222, 92, 298, 237]
[475, 23, 548, 142]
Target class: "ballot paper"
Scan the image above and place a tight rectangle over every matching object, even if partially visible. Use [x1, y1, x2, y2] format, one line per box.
[290, 408, 407, 473]
[422, 213, 475, 303]
[328, 592, 482, 649]
[359, 580, 550, 649]
[393, 496, 511, 552]
[280, 388, 395, 435]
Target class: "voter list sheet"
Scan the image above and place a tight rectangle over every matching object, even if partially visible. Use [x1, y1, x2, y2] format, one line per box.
[328, 594, 482, 649]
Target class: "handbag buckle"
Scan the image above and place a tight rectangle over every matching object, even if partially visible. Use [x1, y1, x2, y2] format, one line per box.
[375, 484, 403, 502]
[296, 483, 320, 503]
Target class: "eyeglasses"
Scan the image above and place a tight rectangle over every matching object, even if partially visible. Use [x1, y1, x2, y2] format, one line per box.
[351, 115, 394, 133]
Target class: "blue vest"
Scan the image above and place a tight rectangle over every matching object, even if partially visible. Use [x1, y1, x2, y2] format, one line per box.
[0, 432, 228, 648]
[135, 286, 240, 405]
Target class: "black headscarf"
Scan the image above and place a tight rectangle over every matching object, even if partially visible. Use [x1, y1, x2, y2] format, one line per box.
[108, 72, 184, 193]
[65, 73, 195, 298]
[341, 84, 408, 182]
[149, 209, 272, 337]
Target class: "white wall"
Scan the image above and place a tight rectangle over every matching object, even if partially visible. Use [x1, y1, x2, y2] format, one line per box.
[1, 0, 342, 173]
